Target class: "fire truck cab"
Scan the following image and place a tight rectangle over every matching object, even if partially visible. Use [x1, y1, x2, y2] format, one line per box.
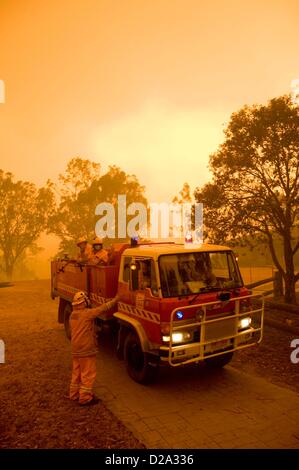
[51, 241, 264, 384]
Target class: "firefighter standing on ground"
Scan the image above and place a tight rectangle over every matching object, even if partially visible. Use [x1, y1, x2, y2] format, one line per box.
[69, 291, 118, 406]
[88, 237, 109, 265]
[76, 237, 92, 263]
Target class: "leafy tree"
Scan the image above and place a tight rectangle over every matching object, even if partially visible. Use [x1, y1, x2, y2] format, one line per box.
[171, 183, 194, 238]
[172, 182, 192, 204]
[0, 171, 54, 279]
[58, 157, 101, 199]
[50, 157, 147, 256]
[195, 96, 299, 304]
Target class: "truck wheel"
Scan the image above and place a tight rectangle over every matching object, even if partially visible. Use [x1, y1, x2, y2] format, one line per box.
[64, 302, 72, 340]
[205, 351, 234, 368]
[124, 332, 158, 384]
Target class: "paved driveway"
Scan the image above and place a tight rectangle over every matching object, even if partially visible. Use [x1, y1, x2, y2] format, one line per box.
[94, 333, 299, 449]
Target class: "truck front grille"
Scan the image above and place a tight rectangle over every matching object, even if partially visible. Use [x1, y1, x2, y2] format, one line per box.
[204, 317, 236, 342]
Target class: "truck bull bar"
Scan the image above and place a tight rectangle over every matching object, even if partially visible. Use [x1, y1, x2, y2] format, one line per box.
[160, 292, 264, 367]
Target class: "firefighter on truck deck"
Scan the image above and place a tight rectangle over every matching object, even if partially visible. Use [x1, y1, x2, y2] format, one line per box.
[88, 237, 109, 265]
[76, 236, 93, 263]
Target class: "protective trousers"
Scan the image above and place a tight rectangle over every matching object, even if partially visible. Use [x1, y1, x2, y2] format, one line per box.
[69, 355, 97, 404]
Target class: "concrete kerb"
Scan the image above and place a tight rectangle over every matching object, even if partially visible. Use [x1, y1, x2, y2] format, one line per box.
[254, 298, 299, 335]
[265, 299, 299, 315]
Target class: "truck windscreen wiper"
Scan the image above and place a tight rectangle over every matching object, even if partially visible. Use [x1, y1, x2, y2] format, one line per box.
[189, 286, 221, 304]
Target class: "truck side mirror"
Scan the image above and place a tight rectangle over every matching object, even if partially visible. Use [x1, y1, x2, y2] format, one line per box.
[218, 292, 230, 302]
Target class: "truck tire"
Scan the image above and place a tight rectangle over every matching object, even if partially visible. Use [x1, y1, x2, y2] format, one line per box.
[205, 351, 234, 368]
[124, 332, 158, 384]
[63, 302, 72, 340]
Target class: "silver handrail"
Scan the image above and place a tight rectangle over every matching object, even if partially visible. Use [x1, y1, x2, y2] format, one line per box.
[163, 292, 264, 366]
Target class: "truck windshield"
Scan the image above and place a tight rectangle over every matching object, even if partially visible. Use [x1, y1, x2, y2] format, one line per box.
[158, 251, 243, 298]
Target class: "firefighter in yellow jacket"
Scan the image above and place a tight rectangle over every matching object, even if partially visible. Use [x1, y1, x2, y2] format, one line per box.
[69, 291, 118, 406]
[88, 237, 109, 265]
[76, 236, 93, 263]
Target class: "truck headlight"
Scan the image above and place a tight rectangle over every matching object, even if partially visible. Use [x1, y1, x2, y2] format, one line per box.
[162, 331, 191, 343]
[239, 317, 252, 329]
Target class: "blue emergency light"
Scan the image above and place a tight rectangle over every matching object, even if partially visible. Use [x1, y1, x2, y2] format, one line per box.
[130, 237, 139, 247]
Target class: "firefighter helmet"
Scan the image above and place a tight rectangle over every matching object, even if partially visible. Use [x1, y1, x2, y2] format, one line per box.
[77, 236, 88, 247]
[92, 237, 103, 246]
[72, 291, 87, 306]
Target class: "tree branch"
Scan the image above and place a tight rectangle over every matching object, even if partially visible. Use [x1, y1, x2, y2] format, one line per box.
[293, 241, 299, 255]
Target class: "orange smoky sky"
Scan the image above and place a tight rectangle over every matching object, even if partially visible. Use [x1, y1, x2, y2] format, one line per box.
[0, 0, 298, 202]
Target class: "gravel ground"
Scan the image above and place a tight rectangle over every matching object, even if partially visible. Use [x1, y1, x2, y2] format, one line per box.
[0, 280, 298, 448]
[231, 306, 299, 394]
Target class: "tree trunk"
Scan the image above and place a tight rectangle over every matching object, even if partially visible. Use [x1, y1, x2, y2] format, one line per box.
[283, 233, 297, 305]
[284, 272, 297, 304]
[5, 262, 14, 281]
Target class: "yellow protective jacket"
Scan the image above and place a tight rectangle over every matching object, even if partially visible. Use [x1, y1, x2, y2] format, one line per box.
[88, 249, 109, 265]
[77, 243, 93, 262]
[70, 299, 116, 357]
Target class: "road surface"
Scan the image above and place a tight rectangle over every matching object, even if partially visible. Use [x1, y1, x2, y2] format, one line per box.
[95, 327, 299, 448]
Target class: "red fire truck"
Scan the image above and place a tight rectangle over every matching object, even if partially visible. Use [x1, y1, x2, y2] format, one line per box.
[51, 240, 264, 384]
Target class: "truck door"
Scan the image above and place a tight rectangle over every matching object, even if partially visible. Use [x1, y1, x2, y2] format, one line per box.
[129, 258, 160, 313]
